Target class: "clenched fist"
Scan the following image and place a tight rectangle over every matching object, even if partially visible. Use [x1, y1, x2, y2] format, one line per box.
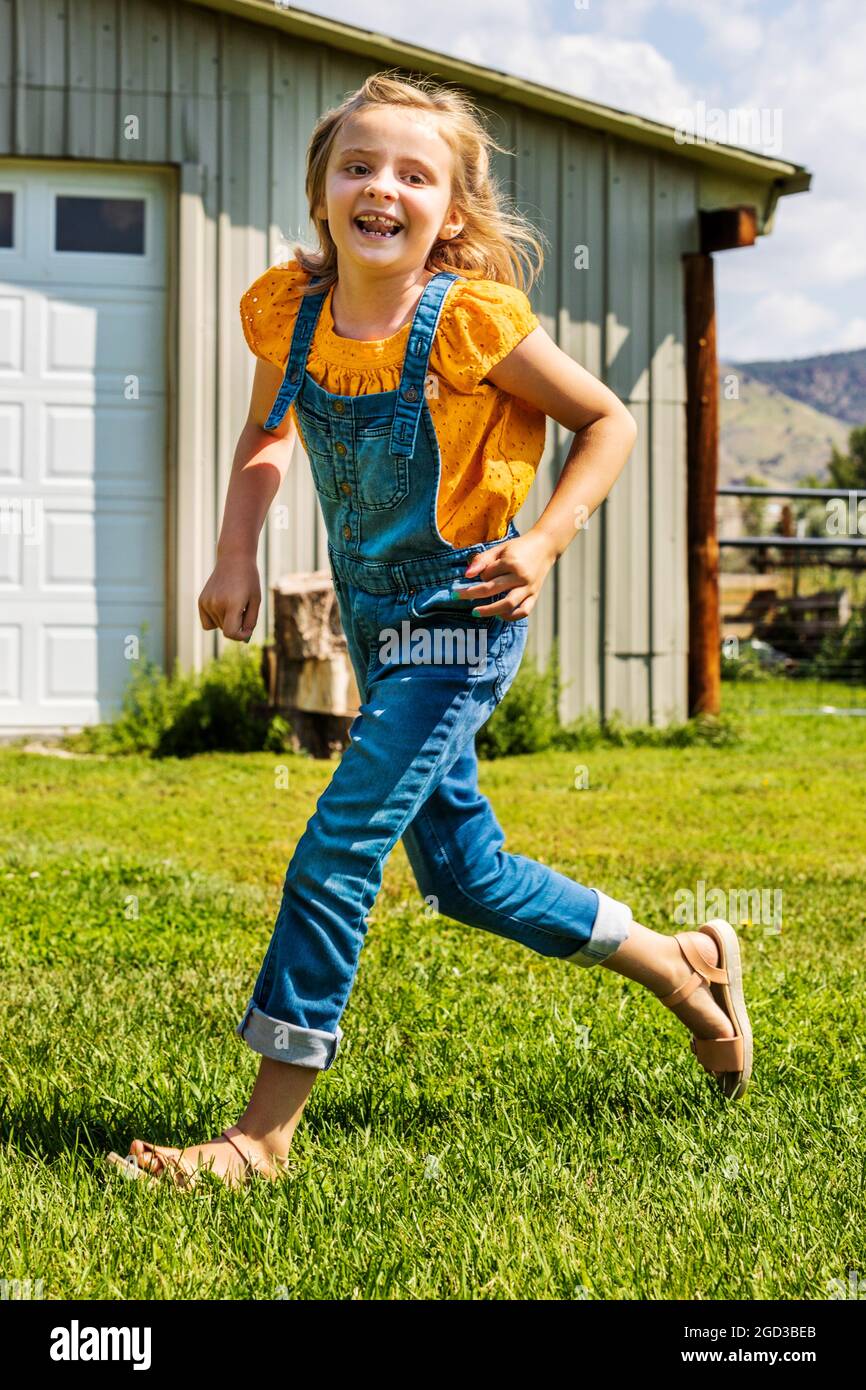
[198, 552, 261, 643]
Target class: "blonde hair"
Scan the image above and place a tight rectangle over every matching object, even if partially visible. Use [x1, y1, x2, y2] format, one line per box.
[289, 70, 546, 298]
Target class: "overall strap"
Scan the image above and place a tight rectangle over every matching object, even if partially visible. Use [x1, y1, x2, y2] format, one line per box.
[390, 271, 461, 459]
[263, 275, 328, 431]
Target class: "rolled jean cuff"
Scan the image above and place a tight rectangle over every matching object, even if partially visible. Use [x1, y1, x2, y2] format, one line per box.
[235, 1000, 343, 1071]
[564, 887, 633, 967]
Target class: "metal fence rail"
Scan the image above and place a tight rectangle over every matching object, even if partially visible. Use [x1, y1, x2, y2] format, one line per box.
[719, 536, 866, 547]
[717, 485, 866, 549]
[717, 486, 866, 499]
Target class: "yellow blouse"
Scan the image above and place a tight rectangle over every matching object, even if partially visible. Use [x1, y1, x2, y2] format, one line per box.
[239, 259, 546, 547]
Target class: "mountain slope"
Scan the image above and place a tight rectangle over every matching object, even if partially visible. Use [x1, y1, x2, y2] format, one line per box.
[718, 363, 852, 485]
[729, 347, 866, 425]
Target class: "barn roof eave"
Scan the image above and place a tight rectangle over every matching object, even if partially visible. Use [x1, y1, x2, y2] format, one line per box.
[185, 0, 811, 228]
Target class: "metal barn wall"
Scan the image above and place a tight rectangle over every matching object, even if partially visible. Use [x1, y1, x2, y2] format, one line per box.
[0, 0, 700, 724]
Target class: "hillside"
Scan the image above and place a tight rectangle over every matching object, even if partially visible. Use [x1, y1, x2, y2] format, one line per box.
[718, 362, 852, 485]
[730, 347, 866, 425]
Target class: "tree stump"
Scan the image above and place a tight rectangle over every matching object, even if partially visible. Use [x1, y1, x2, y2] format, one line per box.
[271, 571, 361, 758]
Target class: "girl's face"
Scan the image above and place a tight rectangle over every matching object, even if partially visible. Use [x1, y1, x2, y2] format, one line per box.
[318, 106, 464, 274]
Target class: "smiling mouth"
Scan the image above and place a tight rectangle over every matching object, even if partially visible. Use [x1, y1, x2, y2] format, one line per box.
[354, 215, 403, 238]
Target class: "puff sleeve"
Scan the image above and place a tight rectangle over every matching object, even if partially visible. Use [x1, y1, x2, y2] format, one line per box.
[431, 278, 540, 393]
[239, 258, 309, 369]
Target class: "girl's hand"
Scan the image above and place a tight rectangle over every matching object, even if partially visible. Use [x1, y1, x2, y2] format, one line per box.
[198, 552, 261, 642]
[452, 529, 557, 621]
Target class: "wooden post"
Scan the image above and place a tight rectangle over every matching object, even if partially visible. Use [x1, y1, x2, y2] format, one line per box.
[684, 251, 721, 715]
[781, 503, 800, 597]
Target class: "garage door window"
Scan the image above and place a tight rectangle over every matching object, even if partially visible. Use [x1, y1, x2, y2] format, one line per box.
[0, 191, 12, 247]
[55, 195, 145, 254]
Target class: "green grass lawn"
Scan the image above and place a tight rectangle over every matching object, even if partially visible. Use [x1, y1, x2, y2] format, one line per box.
[1, 676, 864, 1300]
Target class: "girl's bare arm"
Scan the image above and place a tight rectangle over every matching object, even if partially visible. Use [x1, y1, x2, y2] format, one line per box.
[461, 325, 637, 619]
[485, 324, 638, 562]
[216, 359, 298, 558]
[198, 359, 298, 641]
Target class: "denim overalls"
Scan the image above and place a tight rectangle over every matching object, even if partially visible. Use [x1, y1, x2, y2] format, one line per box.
[235, 270, 634, 1070]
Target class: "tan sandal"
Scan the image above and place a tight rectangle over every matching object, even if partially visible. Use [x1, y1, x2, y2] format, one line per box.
[106, 1126, 284, 1189]
[658, 919, 753, 1101]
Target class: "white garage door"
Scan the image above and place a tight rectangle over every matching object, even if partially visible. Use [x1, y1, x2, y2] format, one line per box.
[0, 162, 168, 734]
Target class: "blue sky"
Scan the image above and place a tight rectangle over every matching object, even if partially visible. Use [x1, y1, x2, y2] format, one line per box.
[292, 0, 866, 363]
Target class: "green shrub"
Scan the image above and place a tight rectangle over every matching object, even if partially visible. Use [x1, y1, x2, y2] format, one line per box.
[476, 644, 560, 757]
[807, 604, 866, 682]
[552, 709, 741, 749]
[721, 644, 771, 681]
[476, 636, 741, 757]
[64, 630, 293, 758]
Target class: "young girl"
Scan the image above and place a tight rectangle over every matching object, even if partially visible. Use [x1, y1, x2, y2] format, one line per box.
[110, 72, 752, 1188]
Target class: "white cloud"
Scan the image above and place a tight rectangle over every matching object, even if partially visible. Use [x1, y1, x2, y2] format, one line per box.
[666, 0, 765, 61]
[296, 1, 693, 123]
[293, 0, 865, 357]
[708, 2, 866, 354]
[584, 0, 661, 39]
[294, 0, 542, 46]
[721, 292, 857, 361]
[737, 4, 866, 182]
[450, 34, 693, 122]
[718, 197, 866, 297]
[834, 318, 866, 351]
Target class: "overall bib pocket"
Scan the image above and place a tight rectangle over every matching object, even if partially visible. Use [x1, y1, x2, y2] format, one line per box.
[354, 416, 410, 511]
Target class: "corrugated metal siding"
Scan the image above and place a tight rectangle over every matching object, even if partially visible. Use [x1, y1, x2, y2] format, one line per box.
[0, 0, 700, 722]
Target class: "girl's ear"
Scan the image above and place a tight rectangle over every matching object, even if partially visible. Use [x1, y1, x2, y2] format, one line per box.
[439, 206, 465, 241]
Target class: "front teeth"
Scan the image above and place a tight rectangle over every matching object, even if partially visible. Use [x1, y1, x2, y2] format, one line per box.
[356, 216, 401, 237]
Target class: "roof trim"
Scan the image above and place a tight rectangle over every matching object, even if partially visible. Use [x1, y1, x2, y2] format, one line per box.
[185, 0, 810, 198]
